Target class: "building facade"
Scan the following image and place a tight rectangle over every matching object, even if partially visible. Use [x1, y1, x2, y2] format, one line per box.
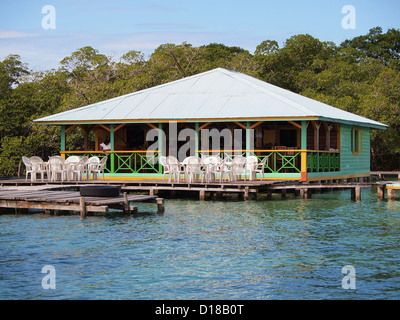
[35, 68, 387, 181]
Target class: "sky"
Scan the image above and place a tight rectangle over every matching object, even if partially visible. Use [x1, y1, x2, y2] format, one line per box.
[0, 0, 399, 71]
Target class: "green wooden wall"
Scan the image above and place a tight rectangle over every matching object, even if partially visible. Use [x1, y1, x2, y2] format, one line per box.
[307, 123, 371, 180]
[339, 123, 370, 176]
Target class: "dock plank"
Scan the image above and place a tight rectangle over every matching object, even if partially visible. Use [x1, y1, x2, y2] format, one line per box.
[0, 187, 160, 215]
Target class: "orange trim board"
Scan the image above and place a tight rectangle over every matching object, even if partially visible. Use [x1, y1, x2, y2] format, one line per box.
[98, 176, 302, 181]
[386, 185, 400, 190]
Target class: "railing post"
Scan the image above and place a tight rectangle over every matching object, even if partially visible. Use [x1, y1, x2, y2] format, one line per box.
[110, 124, 115, 173]
[301, 121, 307, 182]
[60, 125, 66, 158]
[195, 122, 199, 157]
[158, 123, 163, 174]
[246, 122, 251, 157]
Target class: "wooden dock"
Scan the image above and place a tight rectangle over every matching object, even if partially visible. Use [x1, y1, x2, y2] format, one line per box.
[1, 174, 399, 212]
[0, 185, 164, 218]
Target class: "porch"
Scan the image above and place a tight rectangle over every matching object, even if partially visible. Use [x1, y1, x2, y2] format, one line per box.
[59, 119, 341, 181]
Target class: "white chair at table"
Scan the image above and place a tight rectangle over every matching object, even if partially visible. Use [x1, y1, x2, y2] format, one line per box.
[231, 156, 248, 181]
[22, 156, 34, 181]
[246, 155, 258, 181]
[65, 156, 81, 180]
[218, 158, 233, 183]
[29, 156, 47, 181]
[202, 156, 221, 182]
[89, 156, 107, 180]
[48, 157, 68, 182]
[86, 156, 100, 180]
[69, 156, 88, 181]
[166, 156, 184, 183]
[252, 157, 268, 181]
[48, 156, 66, 180]
[181, 156, 194, 182]
[159, 156, 170, 181]
[186, 156, 204, 184]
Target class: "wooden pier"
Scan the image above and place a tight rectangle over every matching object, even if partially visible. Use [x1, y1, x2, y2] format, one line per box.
[0, 173, 399, 217]
[0, 185, 165, 218]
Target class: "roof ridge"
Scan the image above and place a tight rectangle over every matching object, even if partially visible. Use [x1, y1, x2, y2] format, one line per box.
[223, 70, 317, 116]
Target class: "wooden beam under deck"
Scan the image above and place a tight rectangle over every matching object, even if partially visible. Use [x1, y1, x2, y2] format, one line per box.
[0, 188, 162, 216]
[0, 176, 396, 206]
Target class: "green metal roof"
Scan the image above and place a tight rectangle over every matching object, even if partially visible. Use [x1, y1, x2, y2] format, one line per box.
[35, 67, 387, 129]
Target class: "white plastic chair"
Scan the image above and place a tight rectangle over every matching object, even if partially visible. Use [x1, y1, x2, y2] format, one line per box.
[231, 156, 248, 181]
[252, 157, 268, 181]
[48, 158, 68, 182]
[203, 156, 222, 182]
[181, 156, 195, 182]
[29, 156, 47, 181]
[166, 156, 184, 183]
[90, 156, 107, 180]
[69, 156, 88, 181]
[22, 156, 33, 181]
[246, 156, 259, 180]
[86, 156, 100, 180]
[186, 156, 204, 183]
[219, 158, 233, 183]
[159, 156, 170, 180]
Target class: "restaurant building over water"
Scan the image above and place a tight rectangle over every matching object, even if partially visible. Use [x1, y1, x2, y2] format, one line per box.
[35, 67, 387, 181]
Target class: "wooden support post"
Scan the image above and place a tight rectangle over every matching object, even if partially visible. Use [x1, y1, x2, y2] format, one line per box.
[300, 188, 310, 199]
[244, 187, 249, 201]
[388, 188, 396, 201]
[356, 186, 361, 201]
[266, 189, 272, 200]
[351, 186, 361, 201]
[123, 192, 129, 213]
[377, 186, 385, 199]
[281, 189, 287, 199]
[80, 197, 86, 219]
[156, 198, 165, 213]
[199, 190, 206, 201]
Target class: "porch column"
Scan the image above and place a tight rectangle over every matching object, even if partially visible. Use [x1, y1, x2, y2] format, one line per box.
[246, 122, 251, 157]
[195, 122, 199, 157]
[301, 121, 307, 182]
[60, 125, 66, 159]
[312, 121, 321, 172]
[158, 123, 163, 173]
[110, 124, 115, 173]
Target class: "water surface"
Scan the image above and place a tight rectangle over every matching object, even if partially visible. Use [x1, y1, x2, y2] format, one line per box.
[1, 189, 399, 299]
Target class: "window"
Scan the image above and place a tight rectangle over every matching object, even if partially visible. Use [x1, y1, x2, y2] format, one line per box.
[351, 126, 363, 156]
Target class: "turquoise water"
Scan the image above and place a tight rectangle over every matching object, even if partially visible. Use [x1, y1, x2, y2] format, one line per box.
[1, 189, 400, 300]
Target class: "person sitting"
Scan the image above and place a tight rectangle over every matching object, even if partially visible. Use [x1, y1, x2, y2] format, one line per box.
[100, 138, 111, 151]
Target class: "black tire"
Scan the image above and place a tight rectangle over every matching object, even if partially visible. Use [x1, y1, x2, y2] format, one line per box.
[80, 185, 121, 197]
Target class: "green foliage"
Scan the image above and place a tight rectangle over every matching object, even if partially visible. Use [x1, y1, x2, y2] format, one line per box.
[341, 27, 400, 66]
[0, 27, 399, 175]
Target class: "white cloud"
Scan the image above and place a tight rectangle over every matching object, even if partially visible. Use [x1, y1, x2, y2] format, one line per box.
[0, 28, 38, 39]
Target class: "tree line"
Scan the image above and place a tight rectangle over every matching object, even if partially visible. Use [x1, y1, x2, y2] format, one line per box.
[0, 26, 399, 176]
